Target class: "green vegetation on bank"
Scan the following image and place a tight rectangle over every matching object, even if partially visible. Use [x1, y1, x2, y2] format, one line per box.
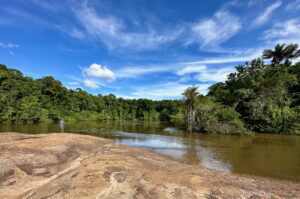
[0, 66, 181, 123]
[173, 44, 300, 134]
[1, 44, 300, 134]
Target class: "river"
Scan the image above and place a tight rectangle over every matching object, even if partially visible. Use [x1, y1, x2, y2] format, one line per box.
[0, 121, 299, 182]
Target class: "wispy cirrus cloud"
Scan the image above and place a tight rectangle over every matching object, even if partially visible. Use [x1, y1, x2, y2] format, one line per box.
[29, 0, 63, 11]
[0, 42, 19, 48]
[67, 28, 85, 40]
[183, 56, 255, 65]
[285, 0, 300, 11]
[6, 0, 268, 55]
[1, 6, 50, 27]
[73, 4, 182, 51]
[115, 51, 259, 80]
[187, 10, 241, 49]
[116, 65, 171, 78]
[128, 81, 211, 100]
[183, 48, 262, 65]
[115, 55, 253, 80]
[264, 18, 300, 44]
[196, 66, 235, 82]
[0, 42, 19, 56]
[176, 65, 235, 82]
[176, 65, 206, 76]
[68, 2, 244, 52]
[251, 1, 282, 28]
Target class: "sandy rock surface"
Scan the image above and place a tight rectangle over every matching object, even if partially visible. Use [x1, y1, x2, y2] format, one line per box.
[0, 132, 299, 199]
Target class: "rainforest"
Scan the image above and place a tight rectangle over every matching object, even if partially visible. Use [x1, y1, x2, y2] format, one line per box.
[1, 44, 300, 135]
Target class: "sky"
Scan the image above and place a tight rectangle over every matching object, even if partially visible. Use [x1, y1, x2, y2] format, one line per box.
[0, 0, 300, 100]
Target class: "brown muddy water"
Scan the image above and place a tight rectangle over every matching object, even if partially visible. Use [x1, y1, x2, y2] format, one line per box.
[0, 121, 299, 182]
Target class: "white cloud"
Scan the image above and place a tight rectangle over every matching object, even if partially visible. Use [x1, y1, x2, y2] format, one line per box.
[116, 66, 171, 78]
[176, 65, 206, 75]
[184, 57, 249, 65]
[247, 0, 257, 7]
[30, 0, 62, 11]
[74, 5, 180, 50]
[82, 63, 115, 81]
[67, 81, 80, 86]
[0, 42, 19, 56]
[3, 7, 49, 27]
[83, 79, 100, 89]
[264, 19, 300, 39]
[116, 64, 238, 100]
[129, 82, 211, 100]
[55, 25, 85, 40]
[183, 52, 260, 65]
[263, 19, 300, 65]
[7, 43, 19, 48]
[114, 48, 262, 79]
[0, 42, 19, 48]
[251, 1, 282, 28]
[178, 75, 193, 83]
[69, 28, 85, 40]
[115, 51, 260, 80]
[196, 66, 235, 82]
[177, 64, 235, 82]
[188, 10, 241, 48]
[285, 0, 300, 11]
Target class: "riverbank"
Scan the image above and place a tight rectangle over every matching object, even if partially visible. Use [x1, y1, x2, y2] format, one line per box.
[0, 132, 299, 199]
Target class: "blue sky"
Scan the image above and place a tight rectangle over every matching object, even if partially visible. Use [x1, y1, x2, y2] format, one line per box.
[0, 0, 300, 99]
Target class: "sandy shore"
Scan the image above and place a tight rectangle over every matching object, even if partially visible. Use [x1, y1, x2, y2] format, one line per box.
[0, 132, 299, 199]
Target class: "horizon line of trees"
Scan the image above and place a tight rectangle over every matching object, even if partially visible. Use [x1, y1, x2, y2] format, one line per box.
[0, 64, 181, 123]
[1, 43, 300, 135]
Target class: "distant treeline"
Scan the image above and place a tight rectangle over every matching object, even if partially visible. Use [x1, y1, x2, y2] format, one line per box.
[0, 64, 181, 123]
[1, 43, 300, 134]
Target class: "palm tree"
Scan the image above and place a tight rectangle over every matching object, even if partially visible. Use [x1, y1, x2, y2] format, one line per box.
[182, 87, 199, 132]
[262, 43, 300, 66]
[283, 44, 300, 66]
[262, 43, 286, 66]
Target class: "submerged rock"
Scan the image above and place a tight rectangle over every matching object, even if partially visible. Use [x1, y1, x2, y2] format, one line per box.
[0, 132, 299, 199]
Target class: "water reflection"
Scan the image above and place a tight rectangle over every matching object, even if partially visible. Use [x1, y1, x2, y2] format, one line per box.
[184, 135, 232, 172]
[115, 130, 232, 173]
[0, 121, 299, 181]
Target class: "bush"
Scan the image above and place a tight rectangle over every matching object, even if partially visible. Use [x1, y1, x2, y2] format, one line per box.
[170, 113, 187, 130]
[171, 94, 250, 135]
[195, 98, 249, 135]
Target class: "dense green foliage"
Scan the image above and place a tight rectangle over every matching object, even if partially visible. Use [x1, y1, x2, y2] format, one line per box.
[208, 59, 300, 134]
[174, 44, 300, 134]
[0, 64, 180, 123]
[172, 89, 248, 135]
[1, 44, 300, 135]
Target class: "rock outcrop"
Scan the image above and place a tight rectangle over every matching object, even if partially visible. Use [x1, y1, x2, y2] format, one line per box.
[0, 132, 299, 199]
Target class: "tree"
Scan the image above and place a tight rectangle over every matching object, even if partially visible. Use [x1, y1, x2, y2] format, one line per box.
[283, 44, 300, 66]
[208, 53, 299, 134]
[182, 87, 199, 132]
[263, 43, 300, 67]
[263, 44, 286, 66]
[0, 64, 181, 123]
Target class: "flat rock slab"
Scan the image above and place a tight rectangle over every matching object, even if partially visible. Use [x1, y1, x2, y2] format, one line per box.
[0, 132, 299, 199]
